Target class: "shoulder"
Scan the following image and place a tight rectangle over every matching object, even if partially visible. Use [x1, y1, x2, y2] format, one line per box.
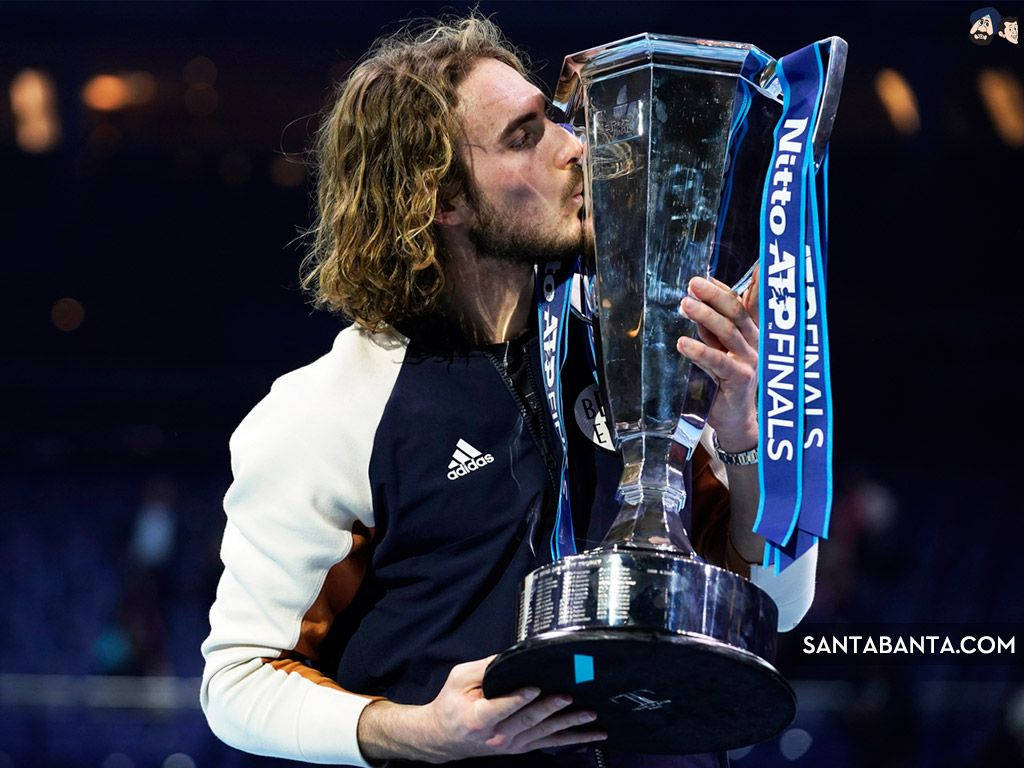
[226, 326, 409, 524]
[232, 324, 409, 450]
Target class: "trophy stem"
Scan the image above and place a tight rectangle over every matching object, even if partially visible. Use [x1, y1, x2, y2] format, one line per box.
[601, 434, 696, 555]
[601, 488, 695, 554]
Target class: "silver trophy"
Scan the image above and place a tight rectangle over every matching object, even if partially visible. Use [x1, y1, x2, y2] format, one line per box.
[482, 34, 846, 753]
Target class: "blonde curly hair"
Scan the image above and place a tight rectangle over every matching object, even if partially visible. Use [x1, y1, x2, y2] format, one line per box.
[301, 13, 528, 330]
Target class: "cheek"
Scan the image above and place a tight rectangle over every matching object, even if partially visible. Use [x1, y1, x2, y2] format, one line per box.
[491, 166, 550, 208]
[482, 152, 565, 216]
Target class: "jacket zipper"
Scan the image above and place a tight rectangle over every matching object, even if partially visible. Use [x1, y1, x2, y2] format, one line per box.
[594, 747, 607, 768]
[483, 350, 560, 497]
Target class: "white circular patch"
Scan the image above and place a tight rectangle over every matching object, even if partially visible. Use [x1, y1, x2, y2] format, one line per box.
[574, 383, 615, 452]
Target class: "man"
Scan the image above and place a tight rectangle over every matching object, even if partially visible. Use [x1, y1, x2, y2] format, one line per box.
[201, 14, 816, 767]
[999, 16, 1018, 45]
[969, 8, 999, 44]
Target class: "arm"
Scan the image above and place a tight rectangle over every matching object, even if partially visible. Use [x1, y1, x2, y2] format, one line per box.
[200, 377, 383, 766]
[356, 658, 605, 763]
[678, 275, 817, 631]
[202, 329, 605, 764]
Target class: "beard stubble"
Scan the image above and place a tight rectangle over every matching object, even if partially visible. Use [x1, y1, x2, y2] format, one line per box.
[467, 165, 586, 267]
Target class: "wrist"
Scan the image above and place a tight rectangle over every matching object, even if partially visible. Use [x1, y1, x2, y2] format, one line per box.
[358, 699, 442, 764]
[712, 418, 757, 454]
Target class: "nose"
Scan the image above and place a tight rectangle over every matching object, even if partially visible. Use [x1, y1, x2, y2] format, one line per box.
[556, 122, 585, 168]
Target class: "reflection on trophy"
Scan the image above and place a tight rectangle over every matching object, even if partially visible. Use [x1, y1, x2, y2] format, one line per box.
[482, 34, 847, 753]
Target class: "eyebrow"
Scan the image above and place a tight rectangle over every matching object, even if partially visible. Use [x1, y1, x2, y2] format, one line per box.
[497, 93, 547, 143]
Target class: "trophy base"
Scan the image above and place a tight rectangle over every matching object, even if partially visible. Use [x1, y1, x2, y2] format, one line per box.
[481, 547, 795, 754]
[483, 628, 794, 754]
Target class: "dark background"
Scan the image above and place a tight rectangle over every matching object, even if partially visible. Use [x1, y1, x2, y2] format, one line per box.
[1, 2, 1022, 767]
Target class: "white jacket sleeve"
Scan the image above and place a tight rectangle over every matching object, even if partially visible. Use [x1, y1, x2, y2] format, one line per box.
[200, 326, 407, 766]
[750, 542, 818, 632]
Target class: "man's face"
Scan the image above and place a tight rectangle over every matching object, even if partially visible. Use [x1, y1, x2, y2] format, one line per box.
[455, 57, 585, 264]
[971, 14, 994, 39]
[1002, 20, 1018, 44]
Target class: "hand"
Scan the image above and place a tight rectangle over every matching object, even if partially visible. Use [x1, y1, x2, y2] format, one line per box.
[677, 272, 759, 453]
[357, 655, 606, 764]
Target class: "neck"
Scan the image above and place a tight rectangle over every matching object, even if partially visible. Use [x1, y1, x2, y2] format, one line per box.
[441, 247, 534, 345]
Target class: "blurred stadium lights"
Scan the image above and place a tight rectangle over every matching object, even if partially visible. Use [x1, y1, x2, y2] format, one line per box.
[778, 728, 814, 761]
[183, 55, 216, 86]
[874, 68, 920, 135]
[51, 297, 85, 332]
[0, 674, 200, 709]
[9, 68, 61, 153]
[270, 154, 306, 188]
[161, 754, 196, 768]
[0, 675, 1007, 713]
[184, 83, 218, 117]
[183, 55, 218, 117]
[126, 72, 158, 104]
[978, 68, 1024, 147]
[82, 75, 129, 111]
[82, 72, 157, 111]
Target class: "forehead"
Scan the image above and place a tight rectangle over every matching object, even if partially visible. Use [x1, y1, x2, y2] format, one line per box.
[457, 57, 543, 142]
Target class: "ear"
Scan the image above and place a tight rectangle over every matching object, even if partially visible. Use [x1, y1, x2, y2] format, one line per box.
[434, 189, 472, 228]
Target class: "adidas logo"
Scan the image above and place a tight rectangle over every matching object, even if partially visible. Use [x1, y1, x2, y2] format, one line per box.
[447, 438, 495, 481]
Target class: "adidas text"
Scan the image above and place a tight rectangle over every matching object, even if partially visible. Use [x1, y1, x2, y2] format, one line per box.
[447, 453, 494, 480]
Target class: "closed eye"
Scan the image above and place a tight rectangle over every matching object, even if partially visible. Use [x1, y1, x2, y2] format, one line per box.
[510, 121, 543, 150]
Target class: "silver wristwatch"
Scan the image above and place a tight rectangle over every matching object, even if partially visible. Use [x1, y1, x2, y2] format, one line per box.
[712, 432, 758, 466]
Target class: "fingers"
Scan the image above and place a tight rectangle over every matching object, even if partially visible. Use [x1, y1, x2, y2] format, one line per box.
[491, 692, 589, 745]
[677, 336, 750, 384]
[451, 656, 542, 722]
[526, 729, 608, 751]
[694, 317, 726, 352]
[683, 277, 758, 350]
[491, 695, 574, 742]
[681, 297, 756, 364]
[486, 695, 605, 753]
[514, 707, 599, 748]
[710, 267, 760, 330]
[478, 686, 543, 723]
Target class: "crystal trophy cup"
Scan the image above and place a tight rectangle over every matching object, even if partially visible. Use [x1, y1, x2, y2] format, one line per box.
[482, 34, 846, 753]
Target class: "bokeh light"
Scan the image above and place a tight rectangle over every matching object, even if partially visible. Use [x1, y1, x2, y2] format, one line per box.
[161, 754, 196, 768]
[779, 728, 814, 761]
[270, 155, 306, 188]
[9, 68, 61, 153]
[978, 69, 1024, 147]
[82, 74, 131, 111]
[184, 83, 218, 116]
[183, 55, 217, 86]
[874, 68, 920, 135]
[82, 71, 158, 111]
[51, 298, 85, 332]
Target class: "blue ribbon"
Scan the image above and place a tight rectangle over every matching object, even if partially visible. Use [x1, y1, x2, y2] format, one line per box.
[754, 41, 835, 572]
[538, 259, 578, 560]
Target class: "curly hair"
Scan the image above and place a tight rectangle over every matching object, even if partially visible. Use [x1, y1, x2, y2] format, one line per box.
[301, 13, 529, 330]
